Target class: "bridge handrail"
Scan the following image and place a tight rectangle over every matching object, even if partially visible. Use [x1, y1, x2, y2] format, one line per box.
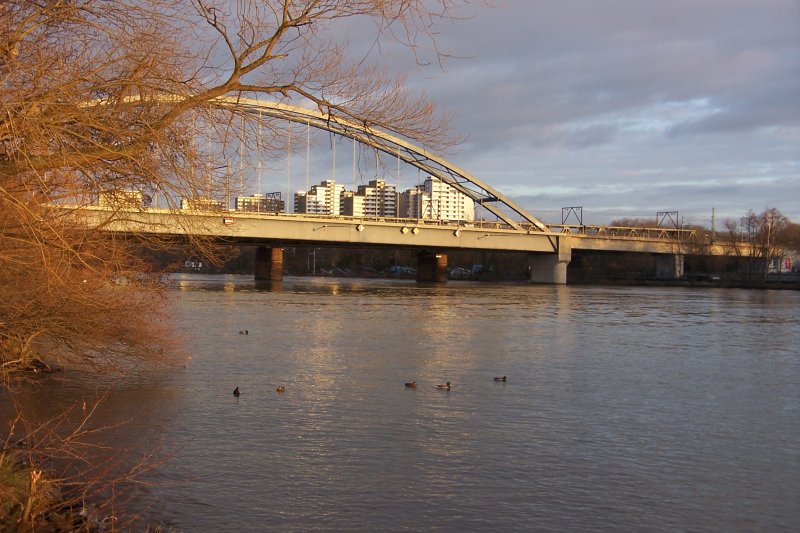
[68, 204, 703, 243]
[544, 224, 698, 241]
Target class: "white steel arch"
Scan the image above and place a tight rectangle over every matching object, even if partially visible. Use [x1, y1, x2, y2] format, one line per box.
[216, 97, 547, 231]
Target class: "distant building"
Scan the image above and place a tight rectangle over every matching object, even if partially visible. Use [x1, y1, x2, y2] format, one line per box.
[356, 179, 397, 217]
[398, 177, 474, 221]
[423, 176, 474, 221]
[294, 191, 307, 214]
[98, 189, 143, 208]
[291, 177, 464, 220]
[398, 187, 430, 219]
[341, 191, 365, 217]
[180, 197, 225, 211]
[294, 180, 345, 215]
[339, 179, 398, 217]
[236, 192, 285, 213]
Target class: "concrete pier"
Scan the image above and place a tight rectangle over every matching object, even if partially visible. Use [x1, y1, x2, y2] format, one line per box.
[255, 246, 284, 281]
[529, 237, 572, 284]
[655, 254, 685, 280]
[417, 251, 448, 283]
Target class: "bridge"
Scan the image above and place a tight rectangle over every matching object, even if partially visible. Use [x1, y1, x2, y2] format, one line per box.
[73, 205, 720, 284]
[68, 97, 737, 284]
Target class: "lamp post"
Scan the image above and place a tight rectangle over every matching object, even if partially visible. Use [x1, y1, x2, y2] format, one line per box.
[307, 249, 316, 275]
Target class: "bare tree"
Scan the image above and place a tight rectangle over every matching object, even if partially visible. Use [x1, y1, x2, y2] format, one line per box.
[1, 0, 473, 377]
[609, 216, 659, 228]
[2, 393, 170, 530]
[775, 221, 800, 258]
[722, 208, 791, 284]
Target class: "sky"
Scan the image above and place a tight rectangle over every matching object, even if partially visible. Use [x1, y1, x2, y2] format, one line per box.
[369, 0, 800, 226]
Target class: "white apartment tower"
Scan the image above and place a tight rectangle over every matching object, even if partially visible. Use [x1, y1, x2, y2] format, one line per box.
[398, 177, 474, 221]
[398, 187, 431, 219]
[180, 196, 225, 211]
[339, 179, 398, 217]
[236, 192, 285, 213]
[341, 191, 365, 217]
[356, 179, 397, 217]
[423, 176, 475, 221]
[294, 180, 345, 215]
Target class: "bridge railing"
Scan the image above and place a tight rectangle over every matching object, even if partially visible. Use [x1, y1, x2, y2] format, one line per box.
[193, 209, 522, 230]
[224, 212, 696, 241]
[542, 224, 698, 241]
[71, 204, 699, 242]
[231, 212, 527, 232]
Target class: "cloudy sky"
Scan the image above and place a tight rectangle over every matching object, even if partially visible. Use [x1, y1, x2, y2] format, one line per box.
[377, 0, 800, 226]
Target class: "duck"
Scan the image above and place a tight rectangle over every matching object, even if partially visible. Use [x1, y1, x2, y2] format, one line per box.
[404, 382, 417, 388]
[493, 376, 507, 382]
[233, 387, 240, 397]
[276, 385, 286, 393]
[435, 382, 451, 390]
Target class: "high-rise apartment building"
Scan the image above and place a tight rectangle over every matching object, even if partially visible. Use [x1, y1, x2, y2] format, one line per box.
[398, 177, 474, 221]
[294, 180, 345, 215]
[99, 189, 143, 208]
[341, 191, 365, 217]
[398, 187, 431, 219]
[341, 179, 398, 217]
[423, 176, 475, 221]
[180, 196, 225, 211]
[356, 179, 397, 217]
[236, 192, 285, 213]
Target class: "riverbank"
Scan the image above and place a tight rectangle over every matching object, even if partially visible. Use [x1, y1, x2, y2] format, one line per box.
[568, 277, 800, 290]
[1, 443, 90, 531]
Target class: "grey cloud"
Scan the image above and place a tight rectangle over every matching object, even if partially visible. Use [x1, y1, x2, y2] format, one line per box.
[323, 0, 800, 222]
[562, 124, 618, 149]
[667, 75, 800, 136]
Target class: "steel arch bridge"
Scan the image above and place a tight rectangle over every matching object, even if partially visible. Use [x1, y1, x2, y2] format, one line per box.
[214, 97, 548, 232]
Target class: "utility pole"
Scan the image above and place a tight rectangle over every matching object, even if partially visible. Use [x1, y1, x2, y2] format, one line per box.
[711, 207, 716, 242]
[226, 162, 231, 210]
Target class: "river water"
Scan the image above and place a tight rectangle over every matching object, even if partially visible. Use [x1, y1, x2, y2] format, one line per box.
[5, 275, 799, 531]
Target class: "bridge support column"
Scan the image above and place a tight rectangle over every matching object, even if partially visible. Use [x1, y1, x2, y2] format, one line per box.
[417, 251, 448, 283]
[655, 254, 684, 280]
[255, 246, 284, 281]
[529, 237, 572, 284]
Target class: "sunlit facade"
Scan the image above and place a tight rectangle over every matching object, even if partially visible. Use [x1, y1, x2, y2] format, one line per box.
[294, 180, 345, 215]
[356, 179, 397, 217]
[398, 177, 474, 221]
[180, 196, 225, 211]
[236, 193, 285, 213]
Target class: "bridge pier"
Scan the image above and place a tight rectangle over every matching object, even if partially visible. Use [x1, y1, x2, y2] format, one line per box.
[417, 251, 448, 283]
[655, 254, 685, 280]
[255, 246, 284, 281]
[529, 237, 572, 284]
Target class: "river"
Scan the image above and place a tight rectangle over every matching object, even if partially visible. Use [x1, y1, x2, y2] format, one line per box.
[5, 275, 799, 531]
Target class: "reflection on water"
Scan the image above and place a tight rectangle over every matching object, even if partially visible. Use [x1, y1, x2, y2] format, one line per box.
[3, 275, 799, 532]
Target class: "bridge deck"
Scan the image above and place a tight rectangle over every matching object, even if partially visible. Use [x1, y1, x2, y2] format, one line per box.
[69, 206, 731, 256]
